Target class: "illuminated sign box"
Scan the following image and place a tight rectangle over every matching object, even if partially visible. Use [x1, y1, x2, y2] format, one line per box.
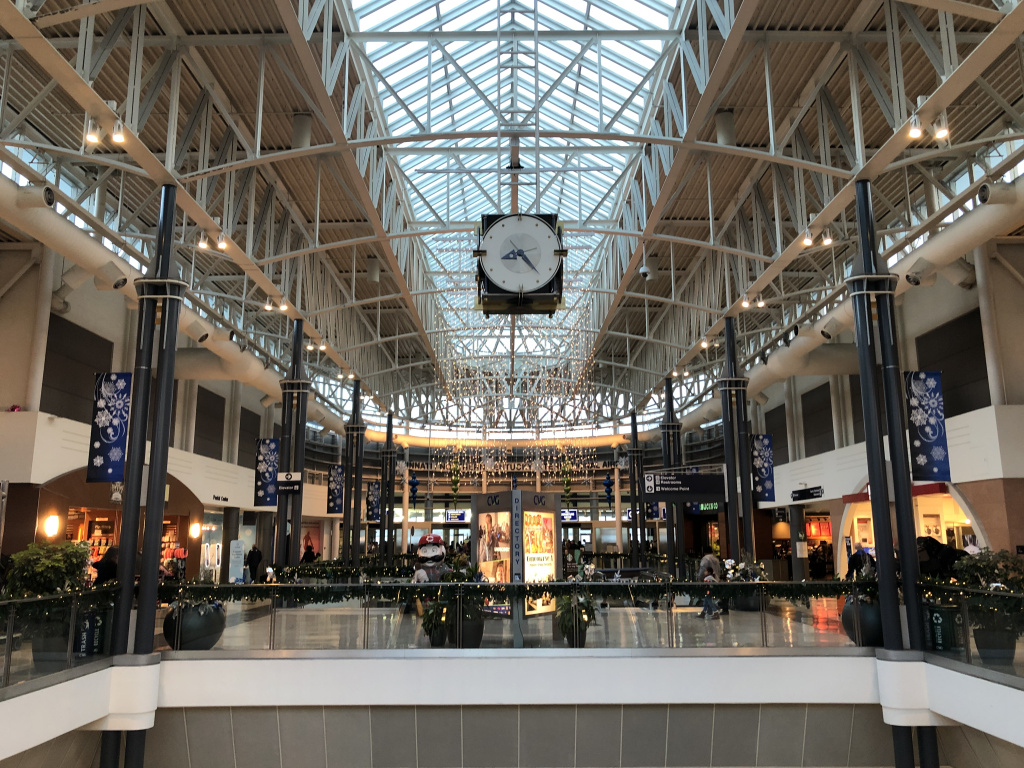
[445, 509, 467, 523]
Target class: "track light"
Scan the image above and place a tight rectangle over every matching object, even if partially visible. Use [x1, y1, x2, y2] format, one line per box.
[216, 233, 228, 250]
[700, 338, 709, 349]
[741, 295, 750, 308]
[197, 233, 209, 249]
[908, 114, 923, 140]
[822, 229, 834, 246]
[85, 116, 101, 144]
[933, 114, 949, 141]
[278, 300, 288, 311]
[801, 230, 813, 247]
[756, 295, 765, 308]
[111, 119, 125, 144]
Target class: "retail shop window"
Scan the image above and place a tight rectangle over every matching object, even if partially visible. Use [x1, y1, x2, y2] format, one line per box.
[40, 314, 114, 423]
[915, 308, 990, 418]
[764, 404, 788, 465]
[801, 383, 835, 457]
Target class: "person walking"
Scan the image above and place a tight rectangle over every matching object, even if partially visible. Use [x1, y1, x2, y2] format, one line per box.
[245, 543, 263, 583]
[698, 565, 721, 619]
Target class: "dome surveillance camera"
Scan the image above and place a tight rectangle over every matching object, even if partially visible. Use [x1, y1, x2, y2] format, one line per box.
[639, 265, 651, 280]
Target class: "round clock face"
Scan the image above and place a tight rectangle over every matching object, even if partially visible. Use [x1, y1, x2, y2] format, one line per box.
[481, 216, 559, 293]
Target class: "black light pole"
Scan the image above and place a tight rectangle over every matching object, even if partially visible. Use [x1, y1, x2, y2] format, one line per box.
[340, 421, 353, 566]
[628, 410, 640, 568]
[863, 184, 941, 768]
[98, 187, 172, 768]
[661, 377, 680, 577]
[383, 412, 396, 567]
[275, 374, 295, 566]
[720, 318, 742, 559]
[350, 381, 365, 566]
[123, 185, 185, 768]
[286, 320, 309, 567]
[725, 316, 755, 555]
[850, 179, 915, 768]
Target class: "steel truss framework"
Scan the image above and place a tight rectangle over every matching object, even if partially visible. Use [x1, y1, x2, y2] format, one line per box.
[1, 0, 1023, 437]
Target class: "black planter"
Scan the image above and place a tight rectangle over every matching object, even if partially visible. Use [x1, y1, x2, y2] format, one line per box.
[31, 632, 67, 674]
[842, 600, 884, 647]
[448, 616, 484, 648]
[973, 628, 1017, 665]
[731, 593, 761, 612]
[163, 603, 226, 650]
[427, 625, 446, 647]
[564, 624, 588, 648]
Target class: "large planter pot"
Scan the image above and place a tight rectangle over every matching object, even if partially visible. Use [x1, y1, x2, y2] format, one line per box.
[973, 628, 1017, 665]
[31, 631, 68, 674]
[563, 623, 588, 648]
[731, 593, 762, 612]
[448, 616, 484, 648]
[841, 600, 884, 647]
[427, 624, 446, 647]
[163, 603, 226, 650]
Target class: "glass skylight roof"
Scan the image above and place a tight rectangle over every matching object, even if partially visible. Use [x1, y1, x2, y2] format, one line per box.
[349, 0, 677, 426]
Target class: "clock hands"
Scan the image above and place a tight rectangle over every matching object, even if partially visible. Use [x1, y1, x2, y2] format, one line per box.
[501, 240, 539, 272]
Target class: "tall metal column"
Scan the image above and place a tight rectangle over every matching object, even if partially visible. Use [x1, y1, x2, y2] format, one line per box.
[286, 321, 310, 567]
[870, 187, 940, 768]
[382, 412, 396, 567]
[850, 179, 916, 768]
[275, 378, 295, 566]
[788, 505, 808, 581]
[350, 381, 365, 566]
[340, 420, 353, 565]
[719, 318, 742, 559]
[735, 381, 755, 558]
[124, 185, 185, 768]
[628, 411, 640, 567]
[661, 377, 681, 576]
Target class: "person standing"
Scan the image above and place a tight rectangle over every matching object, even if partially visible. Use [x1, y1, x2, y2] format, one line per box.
[93, 546, 118, 586]
[245, 543, 263, 583]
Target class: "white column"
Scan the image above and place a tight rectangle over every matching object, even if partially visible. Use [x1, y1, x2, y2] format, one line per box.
[24, 246, 55, 412]
[974, 245, 1006, 406]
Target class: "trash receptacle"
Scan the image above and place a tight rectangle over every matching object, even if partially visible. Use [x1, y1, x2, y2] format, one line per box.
[925, 604, 964, 651]
[74, 611, 105, 658]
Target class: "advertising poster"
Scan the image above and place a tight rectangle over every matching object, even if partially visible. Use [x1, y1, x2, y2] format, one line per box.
[476, 510, 511, 615]
[524, 510, 556, 615]
[301, 523, 322, 559]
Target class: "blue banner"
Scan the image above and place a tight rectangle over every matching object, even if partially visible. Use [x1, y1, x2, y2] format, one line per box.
[366, 481, 381, 522]
[906, 371, 951, 482]
[752, 434, 775, 502]
[87, 372, 132, 483]
[327, 464, 344, 514]
[254, 438, 279, 506]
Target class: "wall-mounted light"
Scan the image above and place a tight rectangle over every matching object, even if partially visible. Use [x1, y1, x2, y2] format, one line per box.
[189, 522, 202, 539]
[43, 514, 60, 538]
[198, 233, 209, 249]
[111, 119, 125, 144]
[907, 114, 923, 140]
[216, 233, 228, 250]
[85, 116, 101, 144]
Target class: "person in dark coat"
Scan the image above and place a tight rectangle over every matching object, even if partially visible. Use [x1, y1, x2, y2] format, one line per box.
[300, 545, 317, 564]
[245, 544, 263, 583]
[93, 546, 118, 586]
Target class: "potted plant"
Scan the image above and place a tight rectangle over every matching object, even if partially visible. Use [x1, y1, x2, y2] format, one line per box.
[840, 561, 883, 647]
[420, 599, 447, 647]
[441, 555, 486, 648]
[159, 580, 227, 651]
[723, 553, 766, 612]
[953, 549, 1024, 665]
[556, 592, 597, 647]
[2, 542, 91, 671]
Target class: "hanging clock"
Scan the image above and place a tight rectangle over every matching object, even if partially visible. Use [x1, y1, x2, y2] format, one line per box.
[475, 213, 566, 316]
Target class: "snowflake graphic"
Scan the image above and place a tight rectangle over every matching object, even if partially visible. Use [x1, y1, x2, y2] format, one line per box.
[926, 377, 937, 389]
[915, 454, 927, 466]
[116, 379, 127, 390]
[765, 480, 773, 490]
[108, 447, 123, 463]
[910, 409, 928, 427]
[257, 461, 268, 474]
[93, 455, 104, 467]
[95, 409, 112, 428]
[930, 446, 947, 462]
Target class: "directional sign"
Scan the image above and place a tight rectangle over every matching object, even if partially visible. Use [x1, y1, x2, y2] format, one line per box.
[277, 471, 302, 493]
[561, 509, 579, 522]
[643, 472, 725, 497]
[791, 486, 825, 502]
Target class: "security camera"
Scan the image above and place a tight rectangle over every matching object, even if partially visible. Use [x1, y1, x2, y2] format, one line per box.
[15, 184, 55, 208]
[639, 265, 651, 280]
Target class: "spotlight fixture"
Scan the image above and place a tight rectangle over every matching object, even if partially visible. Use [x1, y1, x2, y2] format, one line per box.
[683, 370, 691, 378]
[264, 298, 274, 311]
[822, 229, 834, 246]
[197, 233, 209, 249]
[700, 338, 709, 349]
[933, 114, 949, 141]
[347, 373, 355, 379]
[278, 300, 288, 311]
[111, 119, 125, 144]
[908, 114, 923, 140]
[216, 233, 228, 250]
[306, 341, 315, 351]
[741, 295, 750, 308]
[801, 230, 814, 247]
[756, 295, 765, 308]
[85, 116, 101, 144]
[318, 342, 327, 351]
[671, 370, 678, 377]
[337, 372, 344, 379]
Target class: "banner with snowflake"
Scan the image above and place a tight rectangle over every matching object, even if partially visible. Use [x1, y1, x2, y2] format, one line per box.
[327, 464, 344, 514]
[366, 481, 381, 522]
[86, 372, 132, 483]
[254, 438, 279, 506]
[905, 371, 951, 482]
[751, 434, 775, 502]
